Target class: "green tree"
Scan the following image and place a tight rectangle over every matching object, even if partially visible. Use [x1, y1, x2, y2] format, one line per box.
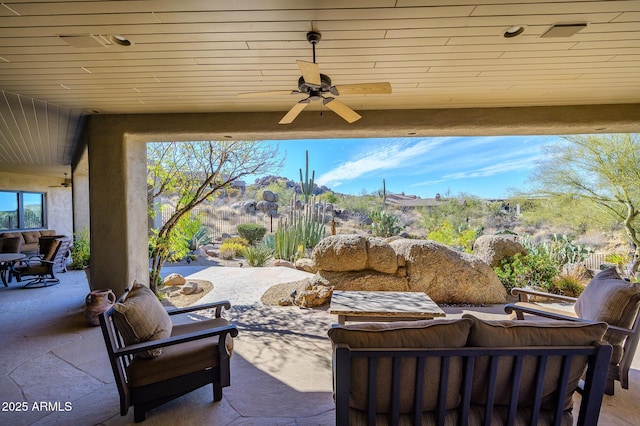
[147, 141, 282, 293]
[527, 134, 640, 276]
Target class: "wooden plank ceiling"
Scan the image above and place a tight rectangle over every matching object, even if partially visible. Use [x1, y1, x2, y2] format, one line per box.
[0, 0, 639, 174]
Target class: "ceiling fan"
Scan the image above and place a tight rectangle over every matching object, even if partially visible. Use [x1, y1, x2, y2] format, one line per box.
[49, 173, 72, 188]
[239, 31, 392, 124]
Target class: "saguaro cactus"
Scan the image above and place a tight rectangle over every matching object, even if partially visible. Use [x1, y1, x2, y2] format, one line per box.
[299, 150, 315, 204]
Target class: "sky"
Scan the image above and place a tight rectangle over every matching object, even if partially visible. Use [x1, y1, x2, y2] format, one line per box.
[257, 135, 563, 199]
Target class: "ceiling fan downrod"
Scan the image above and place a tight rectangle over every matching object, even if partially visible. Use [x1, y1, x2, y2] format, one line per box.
[307, 31, 321, 63]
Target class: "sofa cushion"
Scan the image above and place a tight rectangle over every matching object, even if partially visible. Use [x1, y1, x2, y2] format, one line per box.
[464, 314, 607, 411]
[38, 230, 57, 237]
[328, 319, 473, 414]
[574, 267, 640, 363]
[22, 231, 41, 244]
[113, 282, 172, 358]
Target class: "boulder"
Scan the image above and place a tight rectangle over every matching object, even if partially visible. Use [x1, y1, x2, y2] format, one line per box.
[164, 273, 186, 287]
[319, 271, 408, 292]
[262, 190, 278, 202]
[473, 235, 527, 267]
[312, 234, 367, 271]
[293, 276, 334, 307]
[366, 238, 398, 274]
[180, 281, 203, 295]
[390, 239, 507, 304]
[295, 258, 317, 273]
[273, 259, 295, 268]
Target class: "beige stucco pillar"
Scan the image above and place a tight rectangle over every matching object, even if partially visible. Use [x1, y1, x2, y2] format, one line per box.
[87, 117, 148, 296]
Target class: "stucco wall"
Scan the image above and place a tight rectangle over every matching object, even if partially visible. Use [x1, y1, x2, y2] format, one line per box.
[0, 171, 73, 236]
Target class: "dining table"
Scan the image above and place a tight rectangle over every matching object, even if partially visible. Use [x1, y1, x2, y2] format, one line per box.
[0, 252, 26, 286]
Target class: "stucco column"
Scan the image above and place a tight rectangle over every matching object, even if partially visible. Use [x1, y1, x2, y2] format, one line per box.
[87, 117, 148, 296]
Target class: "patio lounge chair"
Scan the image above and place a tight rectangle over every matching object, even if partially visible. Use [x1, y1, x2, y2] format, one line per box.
[12, 236, 69, 288]
[504, 267, 640, 395]
[99, 283, 238, 422]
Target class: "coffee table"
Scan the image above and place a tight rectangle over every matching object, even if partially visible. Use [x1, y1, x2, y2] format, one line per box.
[0, 253, 26, 286]
[329, 290, 446, 325]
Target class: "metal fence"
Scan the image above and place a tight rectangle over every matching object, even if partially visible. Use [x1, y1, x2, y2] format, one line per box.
[160, 205, 280, 240]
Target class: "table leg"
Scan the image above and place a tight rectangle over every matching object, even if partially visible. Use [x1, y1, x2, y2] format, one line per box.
[0, 264, 7, 287]
[338, 315, 345, 325]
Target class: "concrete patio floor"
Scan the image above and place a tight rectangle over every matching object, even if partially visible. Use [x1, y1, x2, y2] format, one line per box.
[0, 266, 638, 425]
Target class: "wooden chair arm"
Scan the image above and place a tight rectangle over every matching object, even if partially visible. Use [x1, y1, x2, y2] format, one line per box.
[113, 323, 239, 358]
[167, 300, 231, 318]
[504, 302, 587, 322]
[511, 287, 578, 303]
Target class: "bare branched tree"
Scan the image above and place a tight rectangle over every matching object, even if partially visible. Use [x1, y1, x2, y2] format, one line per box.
[147, 140, 282, 293]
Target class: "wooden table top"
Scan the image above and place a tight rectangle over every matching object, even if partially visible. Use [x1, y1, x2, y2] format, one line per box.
[329, 290, 446, 320]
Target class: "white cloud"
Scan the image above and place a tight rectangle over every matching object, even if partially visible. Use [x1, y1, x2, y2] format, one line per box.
[315, 138, 446, 187]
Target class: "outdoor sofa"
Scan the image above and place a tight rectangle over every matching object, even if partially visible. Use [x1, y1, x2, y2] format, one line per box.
[329, 315, 611, 426]
[0, 229, 61, 254]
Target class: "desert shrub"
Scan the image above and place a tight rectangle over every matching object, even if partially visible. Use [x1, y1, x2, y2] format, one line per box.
[494, 252, 558, 293]
[549, 274, 585, 297]
[241, 244, 273, 267]
[237, 223, 267, 245]
[188, 226, 213, 251]
[70, 229, 91, 269]
[427, 221, 478, 253]
[219, 241, 245, 258]
[223, 236, 249, 247]
[370, 209, 405, 237]
[219, 247, 237, 260]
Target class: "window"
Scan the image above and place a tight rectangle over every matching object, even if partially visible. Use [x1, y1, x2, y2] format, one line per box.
[0, 191, 46, 230]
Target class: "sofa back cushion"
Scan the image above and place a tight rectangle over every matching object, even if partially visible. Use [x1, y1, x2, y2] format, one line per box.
[113, 282, 172, 358]
[22, 231, 41, 245]
[328, 318, 472, 414]
[464, 314, 607, 411]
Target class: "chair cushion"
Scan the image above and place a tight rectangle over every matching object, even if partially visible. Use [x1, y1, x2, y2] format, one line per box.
[464, 314, 607, 411]
[113, 282, 172, 358]
[0, 232, 25, 245]
[127, 317, 231, 388]
[39, 238, 60, 260]
[328, 319, 473, 414]
[574, 267, 640, 363]
[0, 236, 22, 253]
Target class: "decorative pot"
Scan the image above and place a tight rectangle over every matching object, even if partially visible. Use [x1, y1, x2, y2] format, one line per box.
[85, 289, 116, 326]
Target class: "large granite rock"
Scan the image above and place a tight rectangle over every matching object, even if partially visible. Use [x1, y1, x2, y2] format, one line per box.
[312, 234, 368, 271]
[473, 234, 527, 268]
[319, 270, 408, 292]
[366, 237, 398, 274]
[390, 239, 507, 304]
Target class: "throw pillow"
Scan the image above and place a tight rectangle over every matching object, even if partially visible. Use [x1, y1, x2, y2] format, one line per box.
[113, 281, 172, 358]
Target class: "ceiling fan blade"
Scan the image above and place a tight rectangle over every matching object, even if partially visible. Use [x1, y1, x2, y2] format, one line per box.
[238, 90, 299, 98]
[323, 98, 362, 123]
[333, 82, 392, 95]
[279, 100, 310, 125]
[296, 60, 321, 86]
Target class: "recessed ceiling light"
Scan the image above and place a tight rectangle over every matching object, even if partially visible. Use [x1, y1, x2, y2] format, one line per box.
[407, 132, 417, 136]
[223, 135, 233, 139]
[504, 26, 525, 38]
[110, 34, 132, 46]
